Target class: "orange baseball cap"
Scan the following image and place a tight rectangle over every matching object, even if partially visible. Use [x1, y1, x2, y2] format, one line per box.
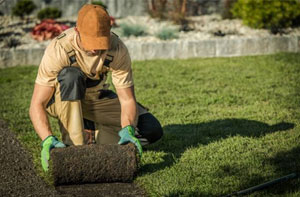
[77, 4, 111, 50]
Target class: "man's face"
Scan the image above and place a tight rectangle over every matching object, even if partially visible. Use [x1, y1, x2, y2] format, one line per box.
[85, 49, 104, 56]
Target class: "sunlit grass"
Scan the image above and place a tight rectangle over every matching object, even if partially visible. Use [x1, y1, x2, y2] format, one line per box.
[0, 53, 299, 196]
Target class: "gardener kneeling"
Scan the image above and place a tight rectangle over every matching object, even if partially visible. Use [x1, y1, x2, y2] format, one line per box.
[29, 4, 163, 171]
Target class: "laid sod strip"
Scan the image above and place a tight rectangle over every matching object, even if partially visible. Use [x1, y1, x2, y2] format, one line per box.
[0, 53, 300, 196]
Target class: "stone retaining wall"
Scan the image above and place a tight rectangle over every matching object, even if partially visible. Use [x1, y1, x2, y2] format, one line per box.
[0, 36, 299, 68]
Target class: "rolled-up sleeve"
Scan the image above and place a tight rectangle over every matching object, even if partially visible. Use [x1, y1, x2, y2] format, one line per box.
[111, 41, 134, 89]
[35, 40, 69, 87]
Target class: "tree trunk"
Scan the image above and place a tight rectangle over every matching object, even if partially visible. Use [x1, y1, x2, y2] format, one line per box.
[181, 0, 187, 15]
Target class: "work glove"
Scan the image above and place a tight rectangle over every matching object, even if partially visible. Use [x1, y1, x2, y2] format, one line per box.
[118, 125, 143, 157]
[41, 135, 66, 172]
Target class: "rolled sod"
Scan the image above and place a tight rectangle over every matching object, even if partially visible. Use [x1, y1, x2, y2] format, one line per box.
[51, 144, 139, 186]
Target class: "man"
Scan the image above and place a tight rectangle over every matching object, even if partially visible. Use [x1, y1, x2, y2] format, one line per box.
[29, 4, 163, 172]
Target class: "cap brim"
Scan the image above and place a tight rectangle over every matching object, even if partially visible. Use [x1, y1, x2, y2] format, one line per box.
[81, 35, 110, 50]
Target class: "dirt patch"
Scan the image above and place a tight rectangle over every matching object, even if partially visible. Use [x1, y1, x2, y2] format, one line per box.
[0, 119, 146, 196]
[0, 119, 59, 196]
[51, 144, 138, 185]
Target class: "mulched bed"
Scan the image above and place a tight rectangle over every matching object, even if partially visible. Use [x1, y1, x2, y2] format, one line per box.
[0, 119, 146, 197]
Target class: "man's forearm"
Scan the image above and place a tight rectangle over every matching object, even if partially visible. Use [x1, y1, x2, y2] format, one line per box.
[120, 99, 137, 128]
[29, 104, 52, 141]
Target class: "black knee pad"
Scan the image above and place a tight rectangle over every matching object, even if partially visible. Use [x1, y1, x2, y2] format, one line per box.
[137, 113, 163, 143]
[57, 67, 86, 101]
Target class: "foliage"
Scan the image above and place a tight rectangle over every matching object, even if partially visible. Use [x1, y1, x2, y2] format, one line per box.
[148, 0, 190, 31]
[231, 0, 300, 33]
[12, 0, 36, 18]
[119, 23, 147, 37]
[221, 0, 237, 19]
[31, 19, 69, 41]
[148, 0, 169, 20]
[155, 27, 178, 40]
[92, 0, 108, 9]
[1, 53, 300, 195]
[37, 7, 62, 20]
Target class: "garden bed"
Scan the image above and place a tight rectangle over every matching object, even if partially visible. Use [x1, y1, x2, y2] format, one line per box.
[1, 14, 300, 48]
[0, 15, 299, 67]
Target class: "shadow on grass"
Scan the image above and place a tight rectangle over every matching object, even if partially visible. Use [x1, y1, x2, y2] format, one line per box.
[141, 118, 294, 174]
[259, 146, 300, 196]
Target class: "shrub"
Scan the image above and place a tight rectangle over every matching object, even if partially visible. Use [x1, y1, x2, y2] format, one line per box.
[12, 0, 36, 18]
[119, 23, 147, 37]
[92, 0, 107, 9]
[231, 0, 300, 32]
[37, 7, 62, 20]
[156, 27, 178, 40]
[31, 19, 69, 41]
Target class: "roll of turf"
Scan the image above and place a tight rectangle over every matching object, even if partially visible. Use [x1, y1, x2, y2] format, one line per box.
[51, 144, 138, 185]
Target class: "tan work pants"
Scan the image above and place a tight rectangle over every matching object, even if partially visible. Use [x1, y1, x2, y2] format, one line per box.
[46, 79, 147, 146]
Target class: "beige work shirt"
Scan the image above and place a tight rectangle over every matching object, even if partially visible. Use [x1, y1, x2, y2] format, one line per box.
[35, 27, 133, 89]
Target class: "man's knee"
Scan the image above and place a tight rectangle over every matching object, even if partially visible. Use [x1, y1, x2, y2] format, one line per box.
[57, 67, 86, 101]
[137, 113, 163, 144]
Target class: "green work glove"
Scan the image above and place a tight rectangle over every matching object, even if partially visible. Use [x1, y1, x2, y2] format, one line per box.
[118, 125, 143, 157]
[41, 135, 66, 172]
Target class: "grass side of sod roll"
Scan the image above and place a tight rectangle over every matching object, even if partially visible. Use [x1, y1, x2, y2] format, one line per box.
[0, 53, 299, 196]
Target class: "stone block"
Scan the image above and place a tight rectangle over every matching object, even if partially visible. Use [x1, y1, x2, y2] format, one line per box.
[0, 49, 13, 68]
[268, 36, 290, 53]
[183, 40, 216, 58]
[297, 36, 300, 52]
[239, 37, 271, 56]
[216, 38, 241, 57]
[125, 41, 143, 60]
[12, 49, 28, 66]
[286, 36, 298, 52]
[27, 48, 46, 66]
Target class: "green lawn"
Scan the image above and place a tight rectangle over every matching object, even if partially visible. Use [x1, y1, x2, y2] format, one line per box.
[0, 53, 300, 196]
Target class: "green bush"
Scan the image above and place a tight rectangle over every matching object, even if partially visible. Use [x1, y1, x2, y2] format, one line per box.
[92, 1, 108, 9]
[231, 0, 300, 32]
[37, 7, 62, 20]
[119, 23, 147, 37]
[156, 27, 178, 40]
[12, 0, 36, 18]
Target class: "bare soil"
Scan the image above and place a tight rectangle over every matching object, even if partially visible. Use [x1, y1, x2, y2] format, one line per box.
[0, 119, 59, 196]
[0, 120, 146, 197]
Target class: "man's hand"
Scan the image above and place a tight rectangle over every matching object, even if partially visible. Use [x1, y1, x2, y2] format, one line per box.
[41, 135, 66, 172]
[118, 125, 142, 157]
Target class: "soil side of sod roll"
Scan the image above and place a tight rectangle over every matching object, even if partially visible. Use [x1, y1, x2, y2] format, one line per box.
[0, 120, 60, 196]
[51, 144, 139, 185]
